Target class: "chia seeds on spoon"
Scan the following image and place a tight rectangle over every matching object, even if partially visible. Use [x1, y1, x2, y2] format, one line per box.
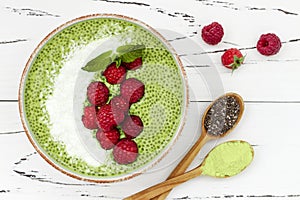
[204, 95, 240, 136]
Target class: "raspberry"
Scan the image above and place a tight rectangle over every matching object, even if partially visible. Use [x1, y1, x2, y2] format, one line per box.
[110, 95, 130, 113]
[256, 33, 281, 56]
[123, 57, 143, 70]
[87, 82, 109, 106]
[96, 128, 120, 150]
[81, 106, 98, 129]
[121, 115, 144, 138]
[221, 48, 244, 72]
[120, 78, 145, 104]
[103, 62, 127, 84]
[113, 139, 138, 164]
[201, 22, 224, 45]
[96, 104, 125, 132]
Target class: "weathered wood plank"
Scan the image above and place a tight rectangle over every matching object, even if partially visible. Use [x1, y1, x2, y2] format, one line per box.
[0, 102, 23, 134]
[1, 102, 300, 199]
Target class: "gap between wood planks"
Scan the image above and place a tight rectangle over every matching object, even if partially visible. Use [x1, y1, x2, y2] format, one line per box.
[1, 99, 300, 136]
[178, 38, 300, 57]
[5, 6, 60, 17]
[92, 0, 150, 7]
[0, 39, 27, 45]
[190, 100, 300, 104]
[174, 194, 300, 199]
[195, 0, 298, 16]
[4, 99, 300, 103]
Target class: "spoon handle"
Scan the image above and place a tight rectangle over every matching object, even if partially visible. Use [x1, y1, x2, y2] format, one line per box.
[124, 167, 203, 200]
[152, 134, 210, 200]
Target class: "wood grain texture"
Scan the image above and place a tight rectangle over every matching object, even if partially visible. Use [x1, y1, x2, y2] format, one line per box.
[1, 0, 300, 199]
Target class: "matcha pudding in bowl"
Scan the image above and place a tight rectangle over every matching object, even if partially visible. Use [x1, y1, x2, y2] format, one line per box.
[18, 14, 189, 183]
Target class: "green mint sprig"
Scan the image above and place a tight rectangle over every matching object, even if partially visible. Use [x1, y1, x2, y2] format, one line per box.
[82, 44, 145, 72]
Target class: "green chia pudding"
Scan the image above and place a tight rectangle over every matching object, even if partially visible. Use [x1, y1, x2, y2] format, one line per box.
[22, 16, 186, 179]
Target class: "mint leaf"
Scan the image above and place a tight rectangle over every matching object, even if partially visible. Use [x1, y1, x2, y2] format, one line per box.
[82, 44, 145, 73]
[82, 50, 114, 72]
[116, 44, 144, 54]
[117, 44, 145, 63]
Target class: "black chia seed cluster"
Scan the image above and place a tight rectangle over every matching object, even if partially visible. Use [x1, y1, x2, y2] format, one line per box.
[204, 95, 240, 136]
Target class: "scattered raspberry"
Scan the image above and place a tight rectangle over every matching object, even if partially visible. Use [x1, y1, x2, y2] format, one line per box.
[120, 78, 145, 104]
[110, 95, 130, 113]
[221, 48, 244, 72]
[201, 22, 224, 45]
[113, 139, 138, 164]
[103, 63, 127, 84]
[256, 33, 281, 56]
[96, 128, 120, 150]
[122, 115, 144, 139]
[87, 82, 109, 106]
[96, 104, 125, 132]
[81, 106, 98, 129]
[123, 57, 143, 70]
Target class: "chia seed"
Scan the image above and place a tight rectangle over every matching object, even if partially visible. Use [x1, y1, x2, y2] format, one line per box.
[204, 95, 240, 136]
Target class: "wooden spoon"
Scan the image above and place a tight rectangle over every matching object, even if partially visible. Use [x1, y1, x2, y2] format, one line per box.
[124, 140, 254, 200]
[151, 92, 244, 200]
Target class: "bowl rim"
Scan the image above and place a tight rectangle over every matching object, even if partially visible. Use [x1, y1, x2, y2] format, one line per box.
[18, 13, 189, 183]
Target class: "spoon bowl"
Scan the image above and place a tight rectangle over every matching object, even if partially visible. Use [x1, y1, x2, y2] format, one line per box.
[202, 92, 244, 139]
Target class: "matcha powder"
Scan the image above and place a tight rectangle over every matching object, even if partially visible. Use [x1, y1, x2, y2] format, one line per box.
[201, 141, 254, 178]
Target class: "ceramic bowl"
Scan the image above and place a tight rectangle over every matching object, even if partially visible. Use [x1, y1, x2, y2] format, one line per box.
[19, 14, 188, 183]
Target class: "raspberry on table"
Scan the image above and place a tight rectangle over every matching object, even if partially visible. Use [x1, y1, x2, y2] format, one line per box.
[120, 78, 145, 104]
[256, 33, 281, 56]
[122, 57, 143, 70]
[96, 104, 125, 132]
[121, 115, 144, 139]
[113, 139, 138, 164]
[221, 48, 244, 72]
[103, 62, 127, 84]
[96, 128, 120, 150]
[87, 81, 109, 106]
[81, 106, 98, 130]
[201, 22, 224, 45]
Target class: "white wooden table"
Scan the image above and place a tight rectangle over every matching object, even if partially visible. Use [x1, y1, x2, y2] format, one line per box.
[1, 0, 300, 199]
